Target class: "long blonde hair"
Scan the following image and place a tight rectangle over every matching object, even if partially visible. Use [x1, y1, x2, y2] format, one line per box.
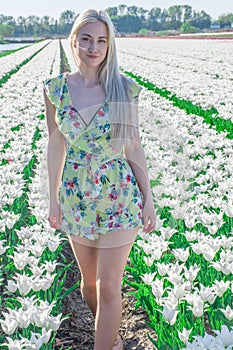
[68, 8, 139, 151]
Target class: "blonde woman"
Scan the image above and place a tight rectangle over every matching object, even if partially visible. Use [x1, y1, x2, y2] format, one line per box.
[43, 8, 156, 350]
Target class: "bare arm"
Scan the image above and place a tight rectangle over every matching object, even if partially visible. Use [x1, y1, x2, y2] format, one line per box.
[124, 138, 156, 233]
[43, 88, 66, 228]
[124, 101, 156, 233]
[124, 139, 151, 202]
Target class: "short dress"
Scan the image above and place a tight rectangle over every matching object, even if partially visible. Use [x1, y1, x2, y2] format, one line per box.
[43, 72, 144, 241]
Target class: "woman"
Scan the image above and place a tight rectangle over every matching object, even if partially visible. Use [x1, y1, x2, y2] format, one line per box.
[43, 8, 156, 350]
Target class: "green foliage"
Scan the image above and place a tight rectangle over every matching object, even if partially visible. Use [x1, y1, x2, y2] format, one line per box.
[0, 24, 14, 40]
[180, 22, 197, 33]
[139, 28, 150, 35]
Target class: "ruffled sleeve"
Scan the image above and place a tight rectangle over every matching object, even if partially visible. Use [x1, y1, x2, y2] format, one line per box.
[43, 74, 63, 108]
[127, 77, 143, 104]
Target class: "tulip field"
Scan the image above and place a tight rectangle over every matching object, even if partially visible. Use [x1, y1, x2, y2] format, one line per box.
[0, 37, 233, 349]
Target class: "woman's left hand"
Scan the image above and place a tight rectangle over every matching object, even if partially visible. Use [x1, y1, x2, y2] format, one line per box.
[142, 195, 156, 233]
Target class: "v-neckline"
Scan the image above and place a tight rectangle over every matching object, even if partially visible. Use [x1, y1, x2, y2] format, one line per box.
[64, 72, 107, 131]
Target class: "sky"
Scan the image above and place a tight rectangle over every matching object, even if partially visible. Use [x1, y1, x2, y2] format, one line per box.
[1, 0, 233, 20]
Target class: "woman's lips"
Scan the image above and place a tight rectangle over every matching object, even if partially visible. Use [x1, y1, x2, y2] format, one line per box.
[87, 55, 98, 58]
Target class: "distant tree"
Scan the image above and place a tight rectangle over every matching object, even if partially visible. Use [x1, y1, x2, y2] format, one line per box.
[191, 10, 211, 29]
[105, 7, 118, 17]
[127, 6, 139, 16]
[167, 5, 182, 29]
[15, 16, 27, 35]
[217, 13, 233, 27]
[59, 10, 76, 34]
[0, 15, 15, 26]
[147, 7, 162, 31]
[118, 4, 127, 16]
[0, 23, 14, 40]
[138, 7, 148, 27]
[168, 5, 182, 22]
[182, 5, 192, 22]
[112, 14, 141, 33]
[59, 10, 76, 25]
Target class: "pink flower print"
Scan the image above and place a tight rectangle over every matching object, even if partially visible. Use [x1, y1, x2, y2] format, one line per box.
[73, 163, 78, 170]
[93, 174, 100, 184]
[86, 153, 91, 160]
[66, 180, 74, 189]
[98, 110, 104, 117]
[109, 192, 118, 201]
[138, 202, 143, 210]
[120, 182, 127, 188]
[101, 164, 107, 169]
[126, 175, 131, 182]
[117, 202, 124, 215]
[75, 215, 81, 222]
[108, 222, 113, 228]
[73, 121, 80, 128]
[85, 191, 90, 197]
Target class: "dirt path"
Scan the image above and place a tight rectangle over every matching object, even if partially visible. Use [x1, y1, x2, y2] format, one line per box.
[55, 241, 157, 349]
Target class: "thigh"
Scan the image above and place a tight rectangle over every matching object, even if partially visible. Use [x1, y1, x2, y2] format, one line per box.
[96, 227, 139, 284]
[67, 234, 98, 285]
[96, 226, 140, 249]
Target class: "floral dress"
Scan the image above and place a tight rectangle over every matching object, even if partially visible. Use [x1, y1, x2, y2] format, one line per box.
[43, 72, 144, 241]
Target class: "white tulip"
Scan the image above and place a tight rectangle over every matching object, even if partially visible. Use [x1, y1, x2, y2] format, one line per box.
[198, 284, 217, 304]
[184, 264, 200, 282]
[151, 278, 164, 298]
[213, 280, 230, 297]
[178, 327, 192, 343]
[6, 280, 18, 293]
[1, 337, 34, 349]
[219, 306, 233, 321]
[47, 313, 63, 331]
[172, 247, 190, 262]
[143, 255, 155, 267]
[162, 304, 179, 326]
[214, 325, 233, 347]
[141, 272, 157, 285]
[0, 312, 18, 335]
[30, 328, 53, 346]
[157, 262, 168, 277]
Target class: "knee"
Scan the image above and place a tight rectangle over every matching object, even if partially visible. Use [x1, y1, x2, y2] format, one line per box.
[97, 278, 121, 304]
[81, 278, 96, 294]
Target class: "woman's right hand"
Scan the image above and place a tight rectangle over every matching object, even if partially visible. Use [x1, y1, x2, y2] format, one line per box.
[48, 201, 62, 229]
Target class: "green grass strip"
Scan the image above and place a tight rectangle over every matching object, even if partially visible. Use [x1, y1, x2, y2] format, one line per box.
[0, 41, 50, 88]
[122, 69, 233, 139]
[60, 40, 71, 73]
[0, 45, 31, 58]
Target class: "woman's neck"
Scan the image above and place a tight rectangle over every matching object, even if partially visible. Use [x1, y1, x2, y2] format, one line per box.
[76, 67, 99, 87]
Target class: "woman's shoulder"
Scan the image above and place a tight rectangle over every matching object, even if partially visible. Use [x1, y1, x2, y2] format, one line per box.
[43, 72, 67, 107]
[43, 72, 66, 87]
[121, 74, 143, 100]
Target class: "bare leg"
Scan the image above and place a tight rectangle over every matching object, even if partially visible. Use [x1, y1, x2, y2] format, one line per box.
[94, 227, 139, 350]
[67, 234, 98, 317]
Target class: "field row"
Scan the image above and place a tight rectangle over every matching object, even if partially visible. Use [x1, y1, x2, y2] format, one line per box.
[0, 39, 232, 349]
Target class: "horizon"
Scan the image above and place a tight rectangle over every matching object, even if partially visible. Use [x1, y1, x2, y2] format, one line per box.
[1, 1, 233, 20]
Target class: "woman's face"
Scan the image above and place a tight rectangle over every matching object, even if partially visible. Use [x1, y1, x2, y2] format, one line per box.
[74, 21, 108, 69]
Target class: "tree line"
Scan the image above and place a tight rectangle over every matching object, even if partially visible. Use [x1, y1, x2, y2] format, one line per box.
[0, 5, 232, 39]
